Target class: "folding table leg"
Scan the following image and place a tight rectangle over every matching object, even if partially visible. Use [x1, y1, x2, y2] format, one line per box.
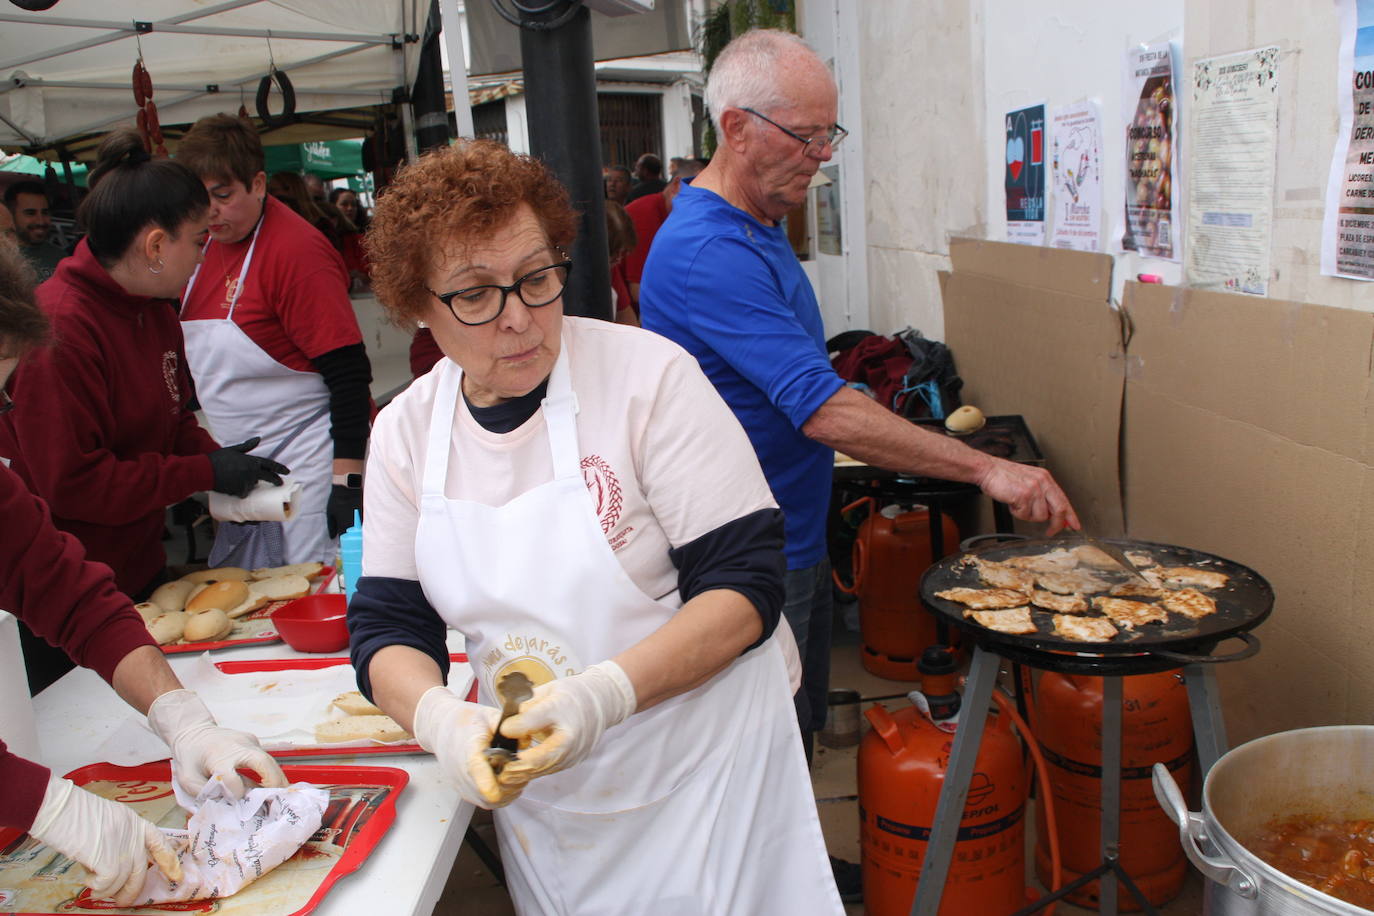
[910, 645, 1000, 916]
[1183, 664, 1227, 777]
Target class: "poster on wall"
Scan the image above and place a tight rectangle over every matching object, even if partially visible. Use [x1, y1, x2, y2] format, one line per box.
[1005, 102, 1047, 245]
[1050, 100, 1104, 251]
[1321, 0, 1374, 281]
[1185, 47, 1280, 295]
[1122, 42, 1180, 260]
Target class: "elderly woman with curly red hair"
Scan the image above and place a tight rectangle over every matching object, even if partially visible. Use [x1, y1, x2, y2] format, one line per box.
[348, 140, 842, 914]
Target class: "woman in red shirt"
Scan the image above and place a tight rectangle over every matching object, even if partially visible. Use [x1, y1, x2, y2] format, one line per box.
[0, 129, 287, 690]
[0, 237, 286, 906]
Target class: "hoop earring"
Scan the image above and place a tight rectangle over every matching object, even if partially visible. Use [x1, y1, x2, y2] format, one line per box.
[148, 257, 164, 275]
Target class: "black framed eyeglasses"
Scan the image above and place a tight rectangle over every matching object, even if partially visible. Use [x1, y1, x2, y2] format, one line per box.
[741, 107, 848, 159]
[428, 259, 573, 327]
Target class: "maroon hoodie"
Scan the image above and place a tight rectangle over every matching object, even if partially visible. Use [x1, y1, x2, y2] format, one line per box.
[0, 239, 218, 594]
[0, 462, 155, 830]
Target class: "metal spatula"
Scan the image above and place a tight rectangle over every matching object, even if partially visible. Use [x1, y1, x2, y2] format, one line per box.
[483, 671, 534, 773]
[1076, 534, 1153, 585]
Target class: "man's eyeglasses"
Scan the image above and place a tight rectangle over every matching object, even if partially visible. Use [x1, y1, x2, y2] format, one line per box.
[428, 259, 573, 327]
[741, 108, 848, 159]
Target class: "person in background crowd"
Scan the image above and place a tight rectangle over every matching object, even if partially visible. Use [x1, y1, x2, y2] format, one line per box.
[623, 157, 705, 306]
[4, 181, 64, 281]
[267, 171, 342, 250]
[668, 156, 687, 182]
[303, 172, 327, 203]
[323, 192, 370, 293]
[0, 202, 15, 243]
[625, 153, 667, 203]
[0, 129, 287, 692]
[604, 200, 639, 326]
[330, 187, 369, 232]
[0, 240, 287, 906]
[602, 164, 631, 206]
[352, 138, 840, 914]
[178, 114, 371, 568]
[639, 30, 1081, 902]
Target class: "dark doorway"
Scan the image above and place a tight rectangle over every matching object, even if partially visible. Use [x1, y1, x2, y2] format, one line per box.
[598, 92, 661, 168]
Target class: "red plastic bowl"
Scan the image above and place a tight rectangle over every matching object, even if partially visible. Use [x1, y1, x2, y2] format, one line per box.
[272, 594, 349, 653]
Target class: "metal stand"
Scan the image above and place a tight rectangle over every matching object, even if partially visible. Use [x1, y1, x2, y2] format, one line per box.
[910, 645, 1230, 916]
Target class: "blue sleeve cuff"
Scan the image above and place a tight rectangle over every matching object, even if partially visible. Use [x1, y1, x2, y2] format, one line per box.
[347, 575, 450, 701]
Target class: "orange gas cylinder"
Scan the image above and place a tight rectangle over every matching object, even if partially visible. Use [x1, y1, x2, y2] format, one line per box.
[1032, 670, 1195, 910]
[836, 497, 959, 680]
[858, 647, 1027, 915]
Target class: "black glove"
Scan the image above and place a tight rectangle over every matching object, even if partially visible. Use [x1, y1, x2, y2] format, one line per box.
[208, 437, 290, 499]
[326, 483, 363, 539]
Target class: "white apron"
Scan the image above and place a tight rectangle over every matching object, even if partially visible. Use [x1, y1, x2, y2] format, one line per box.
[414, 351, 842, 916]
[181, 219, 335, 565]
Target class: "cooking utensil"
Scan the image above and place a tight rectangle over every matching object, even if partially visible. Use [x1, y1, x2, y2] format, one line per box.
[1154, 725, 1374, 914]
[1070, 531, 1154, 585]
[920, 535, 1273, 674]
[484, 671, 534, 772]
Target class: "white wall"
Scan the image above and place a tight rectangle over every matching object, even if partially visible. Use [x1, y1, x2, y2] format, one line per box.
[983, 0, 1185, 300]
[857, 2, 986, 340]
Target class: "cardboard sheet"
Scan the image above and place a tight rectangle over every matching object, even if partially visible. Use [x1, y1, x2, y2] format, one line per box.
[1123, 281, 1374, 744]
[941, 237, 1124, 534]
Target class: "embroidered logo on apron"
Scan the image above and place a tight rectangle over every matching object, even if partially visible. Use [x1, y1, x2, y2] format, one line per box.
[581, 454, 634, 550]
[161, 351, 180, 414]
[478, 632, 575, 690]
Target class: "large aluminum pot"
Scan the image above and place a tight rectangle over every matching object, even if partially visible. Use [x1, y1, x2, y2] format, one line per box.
[1153, 726, 1374, 915]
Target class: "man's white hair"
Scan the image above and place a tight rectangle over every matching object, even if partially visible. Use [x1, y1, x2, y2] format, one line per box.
[705, 29, 826, 135]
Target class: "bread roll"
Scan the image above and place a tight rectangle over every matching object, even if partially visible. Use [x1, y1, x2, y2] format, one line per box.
[247, 574, 310, 602]
[251, 562, 325, 581]
[147, 612, 190, 645]
[225, 593, 270, 620]
[186, 580, 250, 614]
[134, 602, 162, 623]
[149, 580, 196, 613]
[331, 691, 384, 717]
[315, 715, 411, 744]
[181, 566, 251, 584]
[183, 609, 233, 643]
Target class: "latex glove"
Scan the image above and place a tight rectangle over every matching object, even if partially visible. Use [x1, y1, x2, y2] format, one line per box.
[208, 437, 290, 498]
[147, 689, 287, 797]
[497, 661, 637, 783]
[326, 483, 362, 539]
[28, 775, 183, 906]
[413, 686, 524, 809]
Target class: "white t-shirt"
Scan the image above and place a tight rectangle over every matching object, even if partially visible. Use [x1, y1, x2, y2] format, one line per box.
[362, 316, 779, 605]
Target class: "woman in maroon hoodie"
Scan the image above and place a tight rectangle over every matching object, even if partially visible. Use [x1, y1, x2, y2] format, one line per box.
[0, 130, 287, 689]
[0, 239, 287, 906]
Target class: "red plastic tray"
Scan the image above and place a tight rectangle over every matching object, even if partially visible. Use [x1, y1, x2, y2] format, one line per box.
[0, 760, 407, 916]
[211, 654, 476, 758]
[161, 568, 336, 655]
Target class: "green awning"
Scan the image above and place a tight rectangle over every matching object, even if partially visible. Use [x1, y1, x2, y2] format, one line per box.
[0, 154, 88, 187]
[263, 140, 365, 180]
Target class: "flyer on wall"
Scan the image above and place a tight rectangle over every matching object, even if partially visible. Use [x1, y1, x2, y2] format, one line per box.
[1005, 102, 1047, 245]
[1122, 41, 1180, 260]
[1185, 46, 1280, 296]
[1050, 100, 1104, 251]
[1321, 0, 1374, 281]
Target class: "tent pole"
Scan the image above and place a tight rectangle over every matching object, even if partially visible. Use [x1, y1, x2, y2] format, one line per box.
[519, 2, 611, 322]
[439, 0, 474, 139]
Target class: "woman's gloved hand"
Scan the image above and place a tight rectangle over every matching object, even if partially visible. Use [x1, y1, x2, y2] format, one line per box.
[412, 686, 524, 809]
[208, 437, 290, 499]
[146, 689, 287, 797]
[28, 775, 183, 906]
[497, 661, 637, 784]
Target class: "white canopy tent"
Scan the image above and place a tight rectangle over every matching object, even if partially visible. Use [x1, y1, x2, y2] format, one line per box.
[0, 0, 427, 154]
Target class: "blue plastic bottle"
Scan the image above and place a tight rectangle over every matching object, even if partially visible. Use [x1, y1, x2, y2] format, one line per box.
[339, 510, 364, 605]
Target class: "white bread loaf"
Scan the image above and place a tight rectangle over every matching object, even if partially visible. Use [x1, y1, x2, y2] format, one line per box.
[331, 691, 384, 717]
[134, 602, 162, 623]
[186, 580, 250, 614]
[147, 612, 190, 645]
[149, 580, 196, 613]
[251, 562, 325, 581]
[181, 566, 251, 584]
[247, 574, 310, 602]
[183, 609, 233, 643]
[314, 715, 411, 744]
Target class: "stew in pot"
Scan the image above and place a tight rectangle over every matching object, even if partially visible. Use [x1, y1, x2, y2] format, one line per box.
[1248, 816, 1374, 909]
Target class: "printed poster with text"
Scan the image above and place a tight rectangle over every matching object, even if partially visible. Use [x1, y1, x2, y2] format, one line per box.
[1322, 0, 1374, 280]
[1051, 100, 1104, 251]
[1123, 42, 1180, 260]
[1005, 102, 1047, 245]
[1186, 47, 1280, 295]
